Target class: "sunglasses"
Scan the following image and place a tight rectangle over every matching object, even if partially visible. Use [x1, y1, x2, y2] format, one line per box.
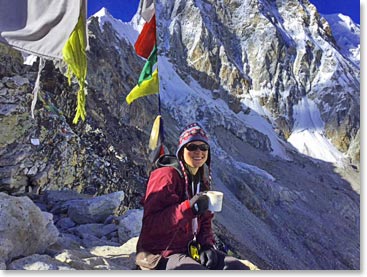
[185, 144, 210, 152]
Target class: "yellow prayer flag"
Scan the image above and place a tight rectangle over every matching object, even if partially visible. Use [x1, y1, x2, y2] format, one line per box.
[62, 12, 87, 124]
[126, 69, 159, 105]
[149, 115, 161, 150]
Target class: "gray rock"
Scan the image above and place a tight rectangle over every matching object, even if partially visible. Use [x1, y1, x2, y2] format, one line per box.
[89, 237, 139, 270]
[45, 233, 83, 257]
[54, 249, 100, 270]
[70, 223, 116, 238]
[67, 191, 124, 224]
[44, 190, 89, 206]
[0, 193, 59, 263]
[117, 209, 143, 243]
[80, 233, 120, 248]
[55, 217, 76, 230]
[7, 254, 74, 270]
[54, 245, 133, 270]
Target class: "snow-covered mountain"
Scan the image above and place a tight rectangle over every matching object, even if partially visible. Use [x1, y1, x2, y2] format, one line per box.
[159, 0, 360, 167]
[322, 13, 360, 67]
[0, 0, 359, 270]
[94, 2, 360, 168]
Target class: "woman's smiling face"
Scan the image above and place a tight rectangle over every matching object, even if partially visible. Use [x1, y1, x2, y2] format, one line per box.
[183, 141, 209, 171]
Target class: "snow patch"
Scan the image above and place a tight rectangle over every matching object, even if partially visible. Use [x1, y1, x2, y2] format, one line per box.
[288, 96, 346, 165]
[292, 97, 324, 132]
[288, 130, 346, 165]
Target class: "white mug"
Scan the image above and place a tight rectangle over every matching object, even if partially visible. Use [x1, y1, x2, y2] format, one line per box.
[205, 191, 224, 212]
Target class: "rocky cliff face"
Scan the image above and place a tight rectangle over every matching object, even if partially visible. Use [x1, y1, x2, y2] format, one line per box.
[0, 37, 147, 207]
[156, 0, 359, 166]
[0, 0, 360, 270]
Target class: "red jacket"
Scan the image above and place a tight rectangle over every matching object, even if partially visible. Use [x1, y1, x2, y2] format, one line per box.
[137, 166, 215, 257]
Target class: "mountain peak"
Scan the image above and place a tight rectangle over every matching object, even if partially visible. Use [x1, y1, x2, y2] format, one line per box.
[93, 7, 113, 19]
[88, 6, 139, 48]
[322, 13, 360, 66]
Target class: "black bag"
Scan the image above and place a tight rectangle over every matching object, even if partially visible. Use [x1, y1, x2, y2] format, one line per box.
[136, 251, 162, 270]
[153, 154, 183, 177]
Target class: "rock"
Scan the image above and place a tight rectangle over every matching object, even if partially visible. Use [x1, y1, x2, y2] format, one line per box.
[0, 192, 59, 263]
[0, 189, 263, 271]
[7, 254, 74, 270]
[54, 243, 134, 270]
[67, 191, 124, 224]
[0, 189, 144, 270]
[90, 237, 138, 257]
[54, 248, 103, 270]
[80, 233, 120, 248]
[45, 233, 83, 256]
[55, 217, 76, 230]
[89, 237, 139, 270]
[44, 190, 89, 205]
[117, 209, 143, 243]
[70, 223, 117, 239]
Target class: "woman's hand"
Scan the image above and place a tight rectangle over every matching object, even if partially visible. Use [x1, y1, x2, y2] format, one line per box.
[189, 193, 209, 215]
[200, 247, 218, 269]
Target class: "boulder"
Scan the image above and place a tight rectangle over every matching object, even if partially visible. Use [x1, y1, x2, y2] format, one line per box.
[117, 209, 143, 243]
[67, 191, 124, 224]
[0, 193, 59, 263]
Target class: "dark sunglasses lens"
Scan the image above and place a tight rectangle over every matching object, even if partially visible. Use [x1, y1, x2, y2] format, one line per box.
[199, 144, 209, 151]
[186, 144, 209, 151]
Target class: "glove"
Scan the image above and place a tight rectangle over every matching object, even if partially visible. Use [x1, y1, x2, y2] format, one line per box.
[189, 192, 209, 215]
[200, 247, 218, 269]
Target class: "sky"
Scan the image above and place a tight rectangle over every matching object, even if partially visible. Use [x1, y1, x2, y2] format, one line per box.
[88, 0, 140, 22]
[87, 0, 360, 24]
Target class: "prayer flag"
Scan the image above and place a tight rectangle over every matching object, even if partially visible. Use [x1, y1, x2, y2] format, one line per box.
[138, 45, 157, 85]
[139, 0, 155, 23]
[134, 15, 156, 59]
[126, 69, 159, 104]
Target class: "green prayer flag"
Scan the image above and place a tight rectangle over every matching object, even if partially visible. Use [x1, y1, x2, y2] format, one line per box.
[138, 45, 157, 86]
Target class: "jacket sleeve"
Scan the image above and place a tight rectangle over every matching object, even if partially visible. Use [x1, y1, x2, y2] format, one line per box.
[197, 211, 215, 247]
[142, 167, 195, 236]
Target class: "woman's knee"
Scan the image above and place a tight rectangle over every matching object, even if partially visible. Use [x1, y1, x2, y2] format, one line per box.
[165, 254, 207, 270]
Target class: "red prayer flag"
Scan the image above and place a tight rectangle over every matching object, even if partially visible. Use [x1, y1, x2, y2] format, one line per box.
[134, 15, 156, 59]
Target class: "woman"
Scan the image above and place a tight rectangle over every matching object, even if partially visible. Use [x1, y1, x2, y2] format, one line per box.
[136, 123, 249, 270]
